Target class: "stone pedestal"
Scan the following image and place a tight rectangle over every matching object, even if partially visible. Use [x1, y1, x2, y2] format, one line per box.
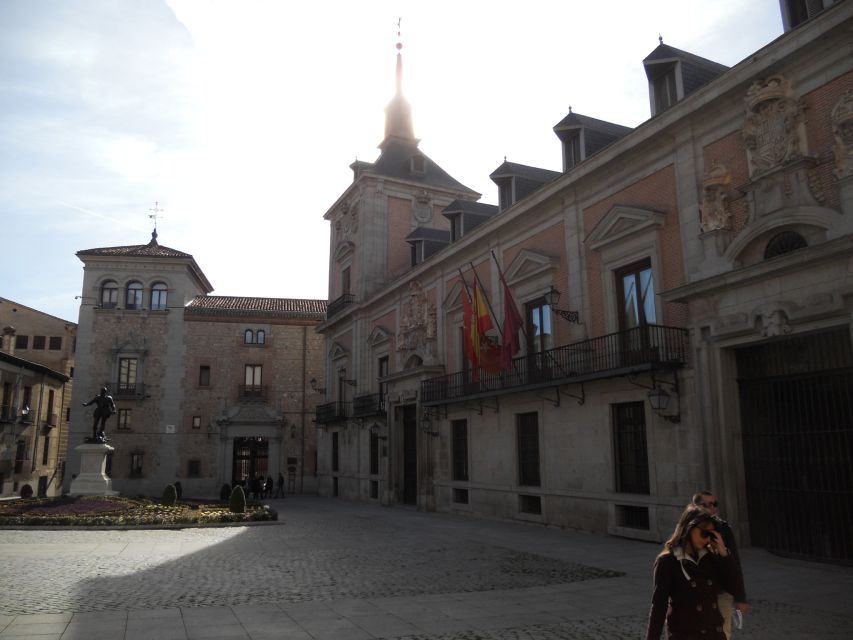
[69, 443, 119, 496]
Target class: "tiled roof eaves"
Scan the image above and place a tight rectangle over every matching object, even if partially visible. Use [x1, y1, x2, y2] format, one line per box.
[0, 351, 70, 382]
[184, 307, 326, 321]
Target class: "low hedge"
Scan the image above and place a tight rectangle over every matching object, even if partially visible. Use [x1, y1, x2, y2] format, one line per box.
[0, 495, 277, 527]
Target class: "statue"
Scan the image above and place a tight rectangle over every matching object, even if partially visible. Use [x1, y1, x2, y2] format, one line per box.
[83, 387, 116, 443]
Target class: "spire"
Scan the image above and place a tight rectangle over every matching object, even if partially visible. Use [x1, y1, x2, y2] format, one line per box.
[382, 18, 415, 146]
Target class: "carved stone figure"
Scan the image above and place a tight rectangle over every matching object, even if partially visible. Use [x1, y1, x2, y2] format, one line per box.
[397, 280, 436, 352]
[700, 161, 733, 232]
[760, 309, 792, 338]
[82, 387, 116, 443]
[832, 91, 853, 179]
[742, 75, 806, 177]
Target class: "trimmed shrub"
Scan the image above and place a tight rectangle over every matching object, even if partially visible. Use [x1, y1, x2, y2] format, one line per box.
[174, 481, 183, 500]
[20, 484, 33, 499]
[220, 483, 231, 501]
[162, 484, 178, 506]
[229, 485, 246, 513]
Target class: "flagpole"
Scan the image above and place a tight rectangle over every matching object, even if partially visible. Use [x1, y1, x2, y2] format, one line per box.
[468, 261, 502, 335]
[489, 251, 529, 341]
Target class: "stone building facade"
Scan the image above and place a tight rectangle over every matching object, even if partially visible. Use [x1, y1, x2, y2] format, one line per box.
[0, 298, 75, 498]
[316, 2, 853, 563]
[67, 232, 325, 497]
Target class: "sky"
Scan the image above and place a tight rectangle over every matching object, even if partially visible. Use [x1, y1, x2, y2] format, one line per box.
[0, 0, 784, 324]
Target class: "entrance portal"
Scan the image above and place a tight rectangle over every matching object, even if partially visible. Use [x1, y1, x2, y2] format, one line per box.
[402, 405, 418, 505]
[737, 327, 853, 564]
[232, 437, 269, 487]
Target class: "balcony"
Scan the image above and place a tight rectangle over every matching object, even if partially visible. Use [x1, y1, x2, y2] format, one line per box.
[422, 324, 689, 406]
[352, 393, 386, 418]
[238, 384, 267, 401]
[326, 293, 356, 320]
[114, 382, 145, 398]
[316, 401, 350, 424]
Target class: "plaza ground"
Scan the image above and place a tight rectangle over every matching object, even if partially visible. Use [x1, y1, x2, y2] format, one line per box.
[1, 496, 851, 639]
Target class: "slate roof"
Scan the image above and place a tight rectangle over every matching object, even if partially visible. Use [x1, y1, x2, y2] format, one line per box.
[489, 161, 561, 183]
[358, 138, 477, 194]
[185, 296, 327, 321]
[441, 200, 500, 218]
[553, 112, 633, 138]
[77, 231, 192, 259]
[643, 43, 729, 75]
[405, 228, 451, 242]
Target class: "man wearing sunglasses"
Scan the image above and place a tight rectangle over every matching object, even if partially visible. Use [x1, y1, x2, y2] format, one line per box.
[692, 491, 749, 638]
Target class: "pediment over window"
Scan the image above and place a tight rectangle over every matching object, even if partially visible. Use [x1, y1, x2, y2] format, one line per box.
[333, 241, 355, 263]
[328, 341, 349, 361]
[367, 325, 393, 347]
[504, 249, 560, 287]
[586, 206, 665, 252]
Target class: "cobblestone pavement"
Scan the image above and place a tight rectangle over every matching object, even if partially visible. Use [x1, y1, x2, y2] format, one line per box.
[1, 496, 852, 639]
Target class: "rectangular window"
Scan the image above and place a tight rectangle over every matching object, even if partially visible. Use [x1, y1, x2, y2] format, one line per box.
[117, 409, 131, 431]
[653, 69, 677, 113]
[46, 389, 55, 425]
[341, 266, 351, 296]
[452, 419, 469, 482]
[369, 432, 379, 475]
[370, 480, 379, 500]
[118, 358, 138, 393]
[377, 356, 389, 400]
[15, 335, 28, 349]
[32, 335, 46, 350]
[244, 365, 262, 386]
[23, 386, 32, 413]
[564, 133, 582, 169]
[332, 432, 339, 472]
[192, 415, 201, 430]
[2, 382, 12, 421]
[49, 336, 62, 350]
[516, 412, 541, 487]
[525, 299, 553, 354]
[188, 460, 201, 478]
[616, 259, 656, 329]
[130, 453, 144, 477]
[453, 488, 469, 504]
[612, 401, 650, 494]
[42, 435, 50, 466]
[199, 365, 211, 387]
[14, 441, 27, 474]
[519, 494, 542, 515]
[450, 215, 462, 242]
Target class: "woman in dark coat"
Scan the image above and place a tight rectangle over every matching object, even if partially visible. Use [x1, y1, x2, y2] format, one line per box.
[646, 506, 737, 640]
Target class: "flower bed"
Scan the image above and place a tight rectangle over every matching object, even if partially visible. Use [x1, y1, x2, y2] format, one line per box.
[0, 495, 277, 527]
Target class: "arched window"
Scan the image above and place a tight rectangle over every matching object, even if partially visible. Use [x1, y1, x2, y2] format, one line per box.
[256, 330, 265, 344]
[244, 329, 254, 344]
[126, 282, 143, 309]
[101, 281, 118, 308]
[150, 282, 168, 310]
[764, 230, 807, 259]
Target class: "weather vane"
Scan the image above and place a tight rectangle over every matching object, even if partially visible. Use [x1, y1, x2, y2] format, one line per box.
[149, 201, 164, 229]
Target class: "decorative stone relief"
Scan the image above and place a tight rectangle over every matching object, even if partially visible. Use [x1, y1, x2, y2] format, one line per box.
[759, 308, 791, 338]
[742, 75, 806, 177]
[413, 189, 433, 223]
[335, 200, 359, 243]
[700, 161, 733, 232]
[396, 280, 437, 353]
[832, 91, 853, 179]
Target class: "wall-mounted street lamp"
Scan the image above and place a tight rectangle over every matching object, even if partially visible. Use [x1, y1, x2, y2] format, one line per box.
[309, 378, 326, 394]
[369, 422, 388, 441]
[545, 286, 581, 324]
[338, 367, 357, 387]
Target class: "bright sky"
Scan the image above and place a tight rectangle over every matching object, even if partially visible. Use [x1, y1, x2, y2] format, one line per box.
[0, 0, 783, 324]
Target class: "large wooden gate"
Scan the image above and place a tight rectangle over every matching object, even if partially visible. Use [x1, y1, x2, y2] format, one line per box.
[737, 327, 853, 563]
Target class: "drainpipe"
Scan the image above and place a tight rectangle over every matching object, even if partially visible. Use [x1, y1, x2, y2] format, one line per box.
[300, 325, 306, 493]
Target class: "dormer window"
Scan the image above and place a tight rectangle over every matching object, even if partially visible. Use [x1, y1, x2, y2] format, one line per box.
[410, 241, 424, 267]
[450, 214, 462, 242]
[410, 154, 427, 174]
[498, 180, 513, 211]
[651, 65, 678, 114]
[563, 133, 582, 171]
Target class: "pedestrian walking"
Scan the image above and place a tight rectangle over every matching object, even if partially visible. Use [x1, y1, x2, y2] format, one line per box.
[265, 475, 273, 499]
[275, 472, 286, 498]
[646, 506, 736, 640]
[692, 490, 749, 638]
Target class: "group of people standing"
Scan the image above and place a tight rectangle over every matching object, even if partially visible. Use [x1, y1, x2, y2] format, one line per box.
[240, 472, 286, 499]
[646, 490, 749, 640]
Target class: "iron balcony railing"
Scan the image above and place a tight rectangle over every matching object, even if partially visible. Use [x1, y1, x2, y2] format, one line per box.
[316, 401, 350, 424]
[421, 324, 689, 406]
[326, 294, 356, 320]
[352, 393, 386, 418]
[115, 382, 145, 398]
[238, 384, 267, 400]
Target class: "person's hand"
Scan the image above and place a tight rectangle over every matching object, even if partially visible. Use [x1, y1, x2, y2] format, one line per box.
[709, 530, 729, 556]
[735, 602, 749, 615]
